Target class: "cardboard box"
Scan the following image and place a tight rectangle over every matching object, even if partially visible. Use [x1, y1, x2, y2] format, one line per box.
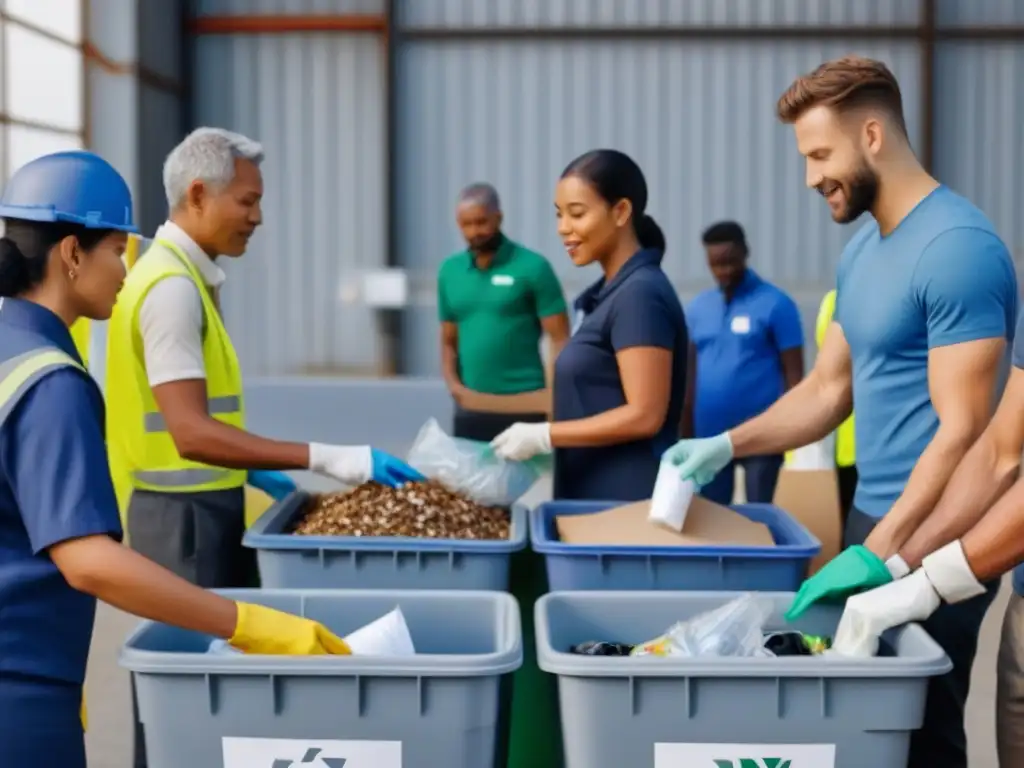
[459, 388, 552, 417]
[773, 439, 842, 575]
[555, 495, 774, 548]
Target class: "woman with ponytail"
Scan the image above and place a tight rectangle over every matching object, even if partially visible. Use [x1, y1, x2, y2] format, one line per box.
[490, 149, 689, 500]
[0, 151, 351, 768]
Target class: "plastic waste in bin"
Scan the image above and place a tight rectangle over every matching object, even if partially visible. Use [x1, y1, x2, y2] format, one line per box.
[535, 590, 951, 768]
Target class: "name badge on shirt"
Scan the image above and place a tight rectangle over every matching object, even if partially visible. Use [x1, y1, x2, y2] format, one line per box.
[491, 274, 515, 286]
[731, 315, 751, 334]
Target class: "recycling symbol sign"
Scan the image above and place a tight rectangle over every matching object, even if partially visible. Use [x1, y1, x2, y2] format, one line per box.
[271, 747, 346, 768]
[222, 737, 402, 768]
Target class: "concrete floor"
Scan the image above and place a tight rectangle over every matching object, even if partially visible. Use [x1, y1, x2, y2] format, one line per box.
[82, 471, 1007, 766]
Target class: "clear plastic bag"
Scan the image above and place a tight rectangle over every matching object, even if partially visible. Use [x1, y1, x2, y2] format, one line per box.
[630, 593, 775, 658]
[405, 418, 546, 506]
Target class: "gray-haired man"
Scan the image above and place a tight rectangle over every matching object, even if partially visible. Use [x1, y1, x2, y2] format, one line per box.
[437, 182, 570, 441]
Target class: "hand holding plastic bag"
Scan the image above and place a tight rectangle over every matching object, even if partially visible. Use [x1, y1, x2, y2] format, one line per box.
[406, 418, 547, 506]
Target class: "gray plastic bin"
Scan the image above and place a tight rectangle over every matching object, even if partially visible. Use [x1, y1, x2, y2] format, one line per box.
[244, 491, 528, 591]
[536, 591, 951, 768]
[120, 589, 522, 768]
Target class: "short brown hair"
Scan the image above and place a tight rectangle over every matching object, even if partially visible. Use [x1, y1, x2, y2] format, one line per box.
[776, 56, 907, 135]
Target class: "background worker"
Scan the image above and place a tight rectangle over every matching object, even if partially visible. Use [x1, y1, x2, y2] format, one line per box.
[682, 220, 804, 504]
[0, 151, 351, 768]
[829, 306, 1024, 766]
[662, 57, 1017, 768]
[817, 288, 857, 525]
[438, 182, 570, 442]
[104, 128, 422, 767]
[491, 149, 688, 502]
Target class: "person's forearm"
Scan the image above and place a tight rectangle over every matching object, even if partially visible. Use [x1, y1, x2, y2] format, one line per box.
[173, 417, 310, 470]
[550, 403, 664, 448]
[961, 477, 1024, 581]
[545, 338, 567, 389]
[58, 536, 238, 638]
[441, 344, 463, 392]
[865, 425, 979, 559]
[899, 431, 1019, 568]
[728, 371, 850, 458]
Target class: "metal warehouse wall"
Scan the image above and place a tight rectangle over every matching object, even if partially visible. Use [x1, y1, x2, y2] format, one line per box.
[180, 0, 1024, 378]
[190, 0, 389, 377]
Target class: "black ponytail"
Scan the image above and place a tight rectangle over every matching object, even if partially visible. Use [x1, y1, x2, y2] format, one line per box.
[0, 219, 110, 297]
[635, 214, 666, 251]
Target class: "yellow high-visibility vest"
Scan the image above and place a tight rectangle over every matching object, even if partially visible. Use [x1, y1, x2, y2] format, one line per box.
[817, 290, 856, 467]
[105, 237, 246, 519]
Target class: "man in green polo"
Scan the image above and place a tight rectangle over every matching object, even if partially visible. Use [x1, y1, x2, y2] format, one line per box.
[438, 182, 570, 441]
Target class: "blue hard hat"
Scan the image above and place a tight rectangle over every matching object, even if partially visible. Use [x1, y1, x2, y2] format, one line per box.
[0, 150, 137, 233]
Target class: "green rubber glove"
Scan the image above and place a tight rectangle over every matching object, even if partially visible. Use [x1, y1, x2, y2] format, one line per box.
[785, 545, 894, 622]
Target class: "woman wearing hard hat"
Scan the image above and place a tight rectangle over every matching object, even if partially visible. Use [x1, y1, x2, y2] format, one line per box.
[0, 150, 351, 767]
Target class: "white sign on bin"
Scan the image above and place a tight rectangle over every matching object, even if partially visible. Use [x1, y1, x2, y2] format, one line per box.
[222, 737, 401, 767]
[654, 742, 836, 767]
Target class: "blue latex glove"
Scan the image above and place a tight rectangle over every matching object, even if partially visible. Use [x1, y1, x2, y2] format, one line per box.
[661, 433, 734, 487]
[246, 469, 298, 501]
[370, 448, 427, 487]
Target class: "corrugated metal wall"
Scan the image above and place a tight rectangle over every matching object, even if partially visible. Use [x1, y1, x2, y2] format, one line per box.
[190, 0, 388, 376]
[394, 2, 923, 375]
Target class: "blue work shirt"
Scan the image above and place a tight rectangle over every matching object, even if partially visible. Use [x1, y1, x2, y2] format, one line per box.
[835, 186, 1018, 519]
[687, 269, 804, 437]
[0, 298, 122, 685]
[553, 249, 688, 501]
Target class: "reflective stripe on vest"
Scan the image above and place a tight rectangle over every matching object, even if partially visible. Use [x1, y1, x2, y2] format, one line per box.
[106, 236, 247, 499]
[0, 347, 84, 427]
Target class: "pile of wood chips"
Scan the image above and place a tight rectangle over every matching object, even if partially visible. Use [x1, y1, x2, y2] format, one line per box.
[291, 479, 511, 540]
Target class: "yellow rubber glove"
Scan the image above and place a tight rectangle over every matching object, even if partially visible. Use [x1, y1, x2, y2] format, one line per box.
[229, 602, 351, 655]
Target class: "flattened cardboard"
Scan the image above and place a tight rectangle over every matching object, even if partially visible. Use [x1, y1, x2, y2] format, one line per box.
[459, 388, 552, 416]
[555, 495, 775, 548]
[773, 468, 841, 575]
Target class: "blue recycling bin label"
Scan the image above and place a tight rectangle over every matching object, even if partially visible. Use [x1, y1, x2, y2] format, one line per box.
[222, 738, 401, 767]
[654, 742, 835, 767]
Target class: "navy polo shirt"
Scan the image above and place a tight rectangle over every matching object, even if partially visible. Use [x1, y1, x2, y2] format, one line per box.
[553, 249, 688, 501]
[0, 298, 122, 685]
[687, 269, 804, 437]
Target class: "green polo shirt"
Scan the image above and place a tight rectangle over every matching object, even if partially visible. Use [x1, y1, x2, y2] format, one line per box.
[438, 237, 567, 394]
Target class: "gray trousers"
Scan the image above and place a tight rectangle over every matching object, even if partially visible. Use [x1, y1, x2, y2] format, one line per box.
[127, 486, 258, 767]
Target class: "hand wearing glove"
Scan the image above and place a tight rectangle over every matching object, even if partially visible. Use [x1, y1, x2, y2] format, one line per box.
[308, 444, 426, 488]
[831, 540, 985, 657]
[785, 545, 911, 622]
[661, 433, 734, 487]
[491, 422, 552, 461]
[229, 602, 352, 655]
[246, 469, 298, 501]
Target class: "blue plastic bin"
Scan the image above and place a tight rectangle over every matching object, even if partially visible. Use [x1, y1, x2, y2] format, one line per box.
[531, 500, 820, 592]
[244, 491, 528, 591]
[536, 590, 951, 768]
[121, 588, 523, 768]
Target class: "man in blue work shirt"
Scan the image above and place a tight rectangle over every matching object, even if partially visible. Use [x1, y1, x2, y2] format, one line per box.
[683, 220, 805, 504]
[664, 56, 1017, 768]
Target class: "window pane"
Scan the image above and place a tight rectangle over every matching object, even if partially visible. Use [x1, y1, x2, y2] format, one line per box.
[8, 125, 82, 179]
[5, 23, 82, 131]
[4, 0, 82, 43]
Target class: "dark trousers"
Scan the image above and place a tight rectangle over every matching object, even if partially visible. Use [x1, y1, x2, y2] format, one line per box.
[127, 486, 257, 768]
[452, 406, 547, 443]
[700, 454, 784, 505]
[836, 464, 858, 531]
[0, 674, 86, 768]
[845, 507, 998, 768]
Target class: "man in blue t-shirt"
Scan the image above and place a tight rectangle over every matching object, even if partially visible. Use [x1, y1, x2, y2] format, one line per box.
[663, 56, 1018, 768]
[684, 221, 805, 504]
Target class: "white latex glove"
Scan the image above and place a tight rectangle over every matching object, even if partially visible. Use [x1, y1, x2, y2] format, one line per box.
[490, 422, 552, 461]
[308, 443, 372, 486]
[831, 540, 985, 658]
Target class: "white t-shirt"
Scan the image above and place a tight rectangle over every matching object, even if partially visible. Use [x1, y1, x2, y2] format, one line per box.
[138, 222, 227, 387]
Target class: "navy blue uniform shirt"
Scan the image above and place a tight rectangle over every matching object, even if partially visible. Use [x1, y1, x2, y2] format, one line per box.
[553, 249, 688, 501]
[0, 298, 122, 685]
[687, 269, 804, 437]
